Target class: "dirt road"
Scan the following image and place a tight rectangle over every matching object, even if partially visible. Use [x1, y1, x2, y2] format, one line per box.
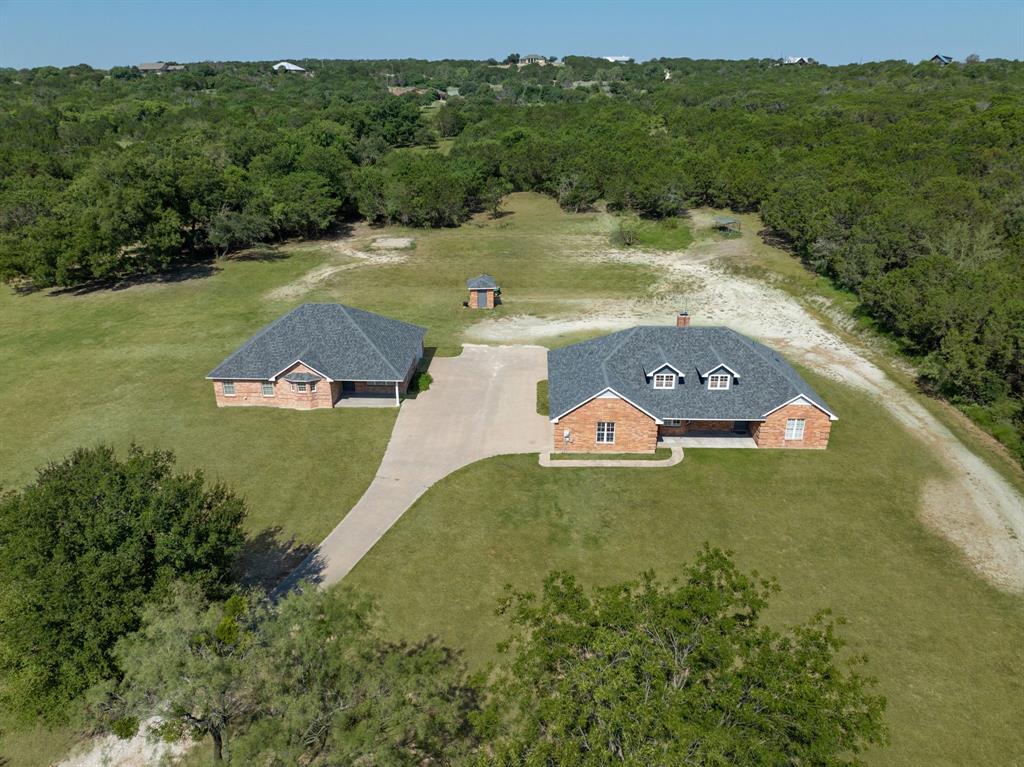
[468, 220, 1024, 591]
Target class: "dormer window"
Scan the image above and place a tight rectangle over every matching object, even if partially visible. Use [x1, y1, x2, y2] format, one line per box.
[708, 373, 731, 391]
[653, 373, 676, 390]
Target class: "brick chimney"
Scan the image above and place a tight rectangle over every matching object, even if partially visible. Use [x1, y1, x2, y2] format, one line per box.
[676, 311, 691, 328]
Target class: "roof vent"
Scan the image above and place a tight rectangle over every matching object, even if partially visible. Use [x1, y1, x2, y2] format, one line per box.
[676, 311, 691, 328]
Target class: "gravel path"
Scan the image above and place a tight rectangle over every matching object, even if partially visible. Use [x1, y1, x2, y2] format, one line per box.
[468, 228, 1024, 591]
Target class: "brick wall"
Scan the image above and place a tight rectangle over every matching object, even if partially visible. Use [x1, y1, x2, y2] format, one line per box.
[751, 403, 832, 449]
[212, 362, 333, 410]
[469, 289, 495, 309]
[213, 355, 420, 410]
[554, 396, 659, 453]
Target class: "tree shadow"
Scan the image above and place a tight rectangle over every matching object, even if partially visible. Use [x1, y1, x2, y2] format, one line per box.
[758, 227, 796, 253]
[224, 245, 289, 262]
[44, 263, 222, 297]
[235, 527, 322, 593]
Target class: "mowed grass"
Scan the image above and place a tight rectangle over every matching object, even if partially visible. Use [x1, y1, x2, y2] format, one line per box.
[346, 373, 1024, 767]
[0, 252, 396, 547]
[301, 195, 658, 356]
[3, 193, 1022, 765]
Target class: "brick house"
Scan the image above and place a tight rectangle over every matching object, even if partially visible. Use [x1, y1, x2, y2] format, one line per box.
[467, 274, 499, 309]
[206, 303, 425, 410]
[547, 313, 836, 452]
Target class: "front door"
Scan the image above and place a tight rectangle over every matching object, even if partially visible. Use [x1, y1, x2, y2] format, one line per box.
[732, 421, 749, 434]
[477, 290, 489, 308]
[342, 381, 356, 394]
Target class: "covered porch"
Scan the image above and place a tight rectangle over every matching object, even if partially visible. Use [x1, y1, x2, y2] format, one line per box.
[659, 434, 756, 449]
[658, 419, 757, 448]
[332, 379, 403, 408]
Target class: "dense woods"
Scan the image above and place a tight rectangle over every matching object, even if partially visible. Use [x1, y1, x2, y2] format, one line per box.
[0, 56, 1021, 454]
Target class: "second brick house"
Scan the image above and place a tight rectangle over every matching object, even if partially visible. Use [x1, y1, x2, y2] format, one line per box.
[207, 303, 425, 409]
[547, 313, 836, 452]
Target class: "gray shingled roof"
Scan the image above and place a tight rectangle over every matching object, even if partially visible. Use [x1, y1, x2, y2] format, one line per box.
[547, 326, 834, 422]
[467, 274, 498, 290]
[207, 304, 425, 382]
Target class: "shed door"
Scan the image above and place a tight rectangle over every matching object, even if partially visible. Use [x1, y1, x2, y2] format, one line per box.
[477, 290, 489, 307]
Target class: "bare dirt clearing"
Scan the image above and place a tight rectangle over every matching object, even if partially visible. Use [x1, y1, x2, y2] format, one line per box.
[264, 228, 412, 301]
[469, 222, 1024, 591]
[55, 718, 193, 767]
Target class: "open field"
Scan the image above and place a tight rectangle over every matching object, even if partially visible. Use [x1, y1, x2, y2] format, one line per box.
[347, 374, 1024, 766]
[3, 193, 1022, 766]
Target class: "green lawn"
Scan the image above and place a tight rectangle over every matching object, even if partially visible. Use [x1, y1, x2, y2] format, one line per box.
[635, 217, 694, 250]
[299, 195, 659, 356]
[2, 193, 1022, 766]
[0, 253, 395, 549]
[346, 374, 1024, 767]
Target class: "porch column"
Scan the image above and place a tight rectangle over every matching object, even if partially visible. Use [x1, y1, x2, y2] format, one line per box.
[394, 382, 399, 407]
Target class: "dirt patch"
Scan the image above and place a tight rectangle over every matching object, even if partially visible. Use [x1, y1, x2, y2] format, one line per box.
[55, 717, 194, 767]
[265, 237, 410, 302]
[469, 220, 1024, 591]
[371, 236, 415, 249]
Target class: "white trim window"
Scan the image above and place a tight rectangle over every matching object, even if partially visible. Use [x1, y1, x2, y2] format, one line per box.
[708, 373, 731, 391]
[309, 382, 317, 393]
[785, 418, 806, 440]
[222, 381, 235, 396]
[596, 421, 616, 444]
[261, 382, 274, 397]
[653, 373, 676, 390]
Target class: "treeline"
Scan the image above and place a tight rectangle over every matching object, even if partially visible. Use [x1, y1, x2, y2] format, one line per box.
[0, 57, 1021, 453]
[0, 445, 886, 764]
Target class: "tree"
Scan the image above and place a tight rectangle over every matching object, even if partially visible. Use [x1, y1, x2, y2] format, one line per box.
[481, 548, 888, 766]
[481, 176, 513, 217]
[611, 214, 640, 247]
[111, 585, 479, 765]
[114, 587, 263, 763]
[0, 445, 246, 721]
[436, 103, 465, 138]
[232, 586, 480, 765]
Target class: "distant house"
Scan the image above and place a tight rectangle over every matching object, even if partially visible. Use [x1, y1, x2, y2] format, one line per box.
[520, 53, 547, 65]
[603, 55, 632, 63]
[783, 56, 813, 65]
[273, 61, 306, 73]
[207, 304, 425, 409]
[929, 54, 954, 65]
[547, 313, 836, 452]
[467, 274, 500, 309]
[137, 62, 169, 74]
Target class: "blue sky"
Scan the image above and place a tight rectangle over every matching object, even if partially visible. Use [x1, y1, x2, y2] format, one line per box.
[1, 0, 1021, 68]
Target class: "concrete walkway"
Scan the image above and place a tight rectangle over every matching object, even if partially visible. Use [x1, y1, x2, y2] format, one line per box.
[538, 446, 684, 468]
[278, 344, 550, 592]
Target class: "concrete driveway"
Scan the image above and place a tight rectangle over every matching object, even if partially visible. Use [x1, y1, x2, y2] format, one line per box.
[278, 344, 550, 591]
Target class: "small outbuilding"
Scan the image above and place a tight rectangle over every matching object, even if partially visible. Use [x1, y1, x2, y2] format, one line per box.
[273, 61, 306, 73]
[467, 274, 500, 309]
[713, 216, 741, 234]
[929, 54, 954, 66]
